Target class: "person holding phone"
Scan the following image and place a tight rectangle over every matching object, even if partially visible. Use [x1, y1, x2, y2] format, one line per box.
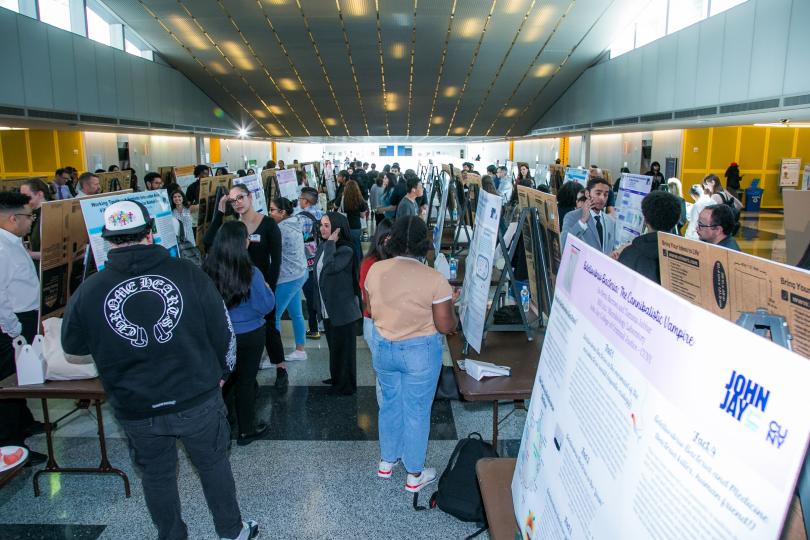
[560, 176, 617, 254]
[312, 212, 362, 396]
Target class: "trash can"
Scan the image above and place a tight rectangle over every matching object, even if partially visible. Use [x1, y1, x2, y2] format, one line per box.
[744, 179, 763, 211]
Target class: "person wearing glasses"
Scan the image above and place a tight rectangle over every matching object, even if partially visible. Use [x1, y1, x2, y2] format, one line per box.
[0, 192, 46, 466]
[696, 204, 741, 251]
[268, 198, 308, 362]
[205, 184, 289, 390]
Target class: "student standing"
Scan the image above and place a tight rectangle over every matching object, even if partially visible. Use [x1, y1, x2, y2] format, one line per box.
[313, 212, 362, 396]
[364, 216, 457, 493]
[205, 184, 288, 389]
[560, 177, 617, 254]
[295, 188, 323, 339]
[341, 180, 368, 266]
[269, 198, 308, 361]
[62, 200, 258, 540]
[204, 221, 275, 445]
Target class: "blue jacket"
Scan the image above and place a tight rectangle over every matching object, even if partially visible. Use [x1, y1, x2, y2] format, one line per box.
[229, 267, 276, 334]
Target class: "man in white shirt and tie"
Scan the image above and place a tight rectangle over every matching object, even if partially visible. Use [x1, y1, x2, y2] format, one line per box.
[0, 192, 46, 464]
[561, 176, 617, 255]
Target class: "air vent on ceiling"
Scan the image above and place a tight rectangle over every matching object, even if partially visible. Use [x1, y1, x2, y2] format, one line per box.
[120, 119, 149, 127]
[641, 112, 673, 122]
[0, 106, 25, 117]
[175, 124, 193, 131]
[574, 123, 591, 130]
[28, 109, 77, 121]
[150, 122, 174, 130]
[783, 94, 810, 107]
[719, 99, 780, 114]
[591, 120, 612, 128]
[674, 106, 717, 119]
[80, 114, 117, 124]
[614, 116, 639, 125]
[194, 127, 212, 133]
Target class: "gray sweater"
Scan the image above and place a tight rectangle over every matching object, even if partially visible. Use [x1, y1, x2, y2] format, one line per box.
[277, 217, 308, 284]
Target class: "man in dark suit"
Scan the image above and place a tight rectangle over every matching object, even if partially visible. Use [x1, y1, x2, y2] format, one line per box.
[561, 176, 617, 255]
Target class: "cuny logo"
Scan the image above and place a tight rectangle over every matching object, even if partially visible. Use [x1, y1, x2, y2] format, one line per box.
[719, 369, 770, 421]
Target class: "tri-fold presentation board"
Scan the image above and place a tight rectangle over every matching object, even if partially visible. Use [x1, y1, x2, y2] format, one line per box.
[96, 170, 131, 193]
[517, 185, 562, 315]
[658, 233, 810, 360]
[513, 236, 810, 539]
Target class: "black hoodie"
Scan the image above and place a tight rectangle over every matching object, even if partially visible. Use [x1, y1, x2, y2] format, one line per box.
[617, 232, 662, 284]
[62, 244, 236, 420]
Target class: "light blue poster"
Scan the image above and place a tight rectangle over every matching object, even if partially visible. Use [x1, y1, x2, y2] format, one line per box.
[79, 189, 178, 270]
[564, 167, 589, 185]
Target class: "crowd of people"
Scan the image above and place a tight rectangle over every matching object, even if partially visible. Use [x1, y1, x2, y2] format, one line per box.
[0, 155, 758, 539]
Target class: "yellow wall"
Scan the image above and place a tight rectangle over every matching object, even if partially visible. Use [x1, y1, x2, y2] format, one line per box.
[209, 137, 221, 163]
[681, 126, 809, 208]
[0, 129, 85, 179]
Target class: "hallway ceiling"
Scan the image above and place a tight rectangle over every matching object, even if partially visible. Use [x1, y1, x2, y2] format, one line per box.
[104, 0, 647, 138]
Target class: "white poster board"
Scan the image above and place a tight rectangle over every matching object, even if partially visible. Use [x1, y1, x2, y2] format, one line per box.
[232, 174, 266, 215]
[304, 163, 317, 189]
[459, 189, 502, 353]
[781, 158, 801, 187]
[512, 236, 810, 539]
[801, 164, 810, 191]
[79, 189, 178, 270]
[615, 173, 654, 246]
[564, 167, 589, 185]
[432, 173, 452, 255]
[276, 168, 298, 201]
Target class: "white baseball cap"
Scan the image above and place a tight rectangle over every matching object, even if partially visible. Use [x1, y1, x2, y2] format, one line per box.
[101, 200, 153, 238]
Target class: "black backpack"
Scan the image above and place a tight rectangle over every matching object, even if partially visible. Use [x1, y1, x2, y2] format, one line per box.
[427, 433, 498, 538]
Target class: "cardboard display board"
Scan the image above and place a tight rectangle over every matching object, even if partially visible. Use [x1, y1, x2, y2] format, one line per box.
[517, 185, 561, 314]
[96, 170, 131, 193]
[79, 190, 177, 270]
[0, 176, 47, 192]
[658, 233, 810, 359]
[39, 190, 131, 321]
[513, 236, 810, 539]
[173, 165, 196, 192]
[158, 166, 174, 184]
[196, 174, 233, 247]
[783, 190, 810, 266]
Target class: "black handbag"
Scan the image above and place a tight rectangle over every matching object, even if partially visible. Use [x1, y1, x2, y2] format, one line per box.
[435, 365, 460, 400]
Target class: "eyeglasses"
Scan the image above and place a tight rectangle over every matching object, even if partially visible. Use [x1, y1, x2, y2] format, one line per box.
[227, 194, 249, 204]
[269, 207, 281, 213]
[14, 213, 33, 219]
[696, 222, 717, 229]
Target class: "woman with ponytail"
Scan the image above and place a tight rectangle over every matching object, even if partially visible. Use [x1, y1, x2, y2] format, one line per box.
[363, 216, 459, 494]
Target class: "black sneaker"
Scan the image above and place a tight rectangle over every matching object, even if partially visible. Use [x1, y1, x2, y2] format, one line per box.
[237, 423, 269, 447]
[305, 330, 321, 339]
[274, 368, 288, 390]
[220, 519, 259, 540]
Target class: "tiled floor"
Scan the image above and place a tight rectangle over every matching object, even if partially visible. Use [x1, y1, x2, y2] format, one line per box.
[0, 211, 785, 539]
[0, 330, 526, 540]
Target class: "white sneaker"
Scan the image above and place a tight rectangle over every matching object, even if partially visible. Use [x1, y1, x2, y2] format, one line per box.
[221, 520, 258, 540]
[285, 349, 308, 361]
[378, 460, 395, 478]
[405, 468, 437, 493]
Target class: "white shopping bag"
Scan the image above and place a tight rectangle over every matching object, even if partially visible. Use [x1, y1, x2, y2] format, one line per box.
[41, 318, 98, 381]
[13, 335, 46, 386]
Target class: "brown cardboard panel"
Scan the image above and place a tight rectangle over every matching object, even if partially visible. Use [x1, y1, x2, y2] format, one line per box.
[784, 190, 810, 266]
[39, 190, 131, 321]
[659, 233, 810, 359]
[261, 169, 278, 200]
[0, 176, 47, 192]
[95, 171, 131, 193]
[195, 174, 233, 248]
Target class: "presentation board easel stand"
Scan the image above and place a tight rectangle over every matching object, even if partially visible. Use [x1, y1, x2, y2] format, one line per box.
[735, 309, 809, 537]
[425, 170, 447, 227]
[451, 177, 474, 256]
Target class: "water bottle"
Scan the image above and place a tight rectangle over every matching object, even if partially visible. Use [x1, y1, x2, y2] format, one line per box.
[449, 257, 457, 279]
[520, 285, 530, 313]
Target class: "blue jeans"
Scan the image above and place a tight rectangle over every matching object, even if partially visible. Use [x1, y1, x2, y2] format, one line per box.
[274, 273, 308, 346]
[370, 325, 442, 473]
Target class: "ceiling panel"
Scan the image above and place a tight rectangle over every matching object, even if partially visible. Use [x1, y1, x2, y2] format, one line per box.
[100, 0, 645, 137]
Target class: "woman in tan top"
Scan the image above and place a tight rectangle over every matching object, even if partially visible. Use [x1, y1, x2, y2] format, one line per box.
[364, 216, 458, 494]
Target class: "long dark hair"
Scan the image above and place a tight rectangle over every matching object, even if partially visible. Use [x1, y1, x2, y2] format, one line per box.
[342, 180, 364, 212]
[323, 212, 354, 249]
[557, 181, 584, 208]
[203, 221, 253, 308]
[365, 218, 393, 260]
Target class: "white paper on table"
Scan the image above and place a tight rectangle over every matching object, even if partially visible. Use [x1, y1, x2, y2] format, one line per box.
[459, 359, 511, 381]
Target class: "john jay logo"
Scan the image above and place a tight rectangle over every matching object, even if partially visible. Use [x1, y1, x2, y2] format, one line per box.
[104, 275, 183, 348]
[719, 369, 787, 448]
[719, 369, 770, 421]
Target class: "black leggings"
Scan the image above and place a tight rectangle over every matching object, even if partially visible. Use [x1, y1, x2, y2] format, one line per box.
[0, 310, 38, 446]
[264, 307, 285, 365]
[223, 325, 266, 435]
[301, 271, 318, 333]
[324, 319, 357, 395]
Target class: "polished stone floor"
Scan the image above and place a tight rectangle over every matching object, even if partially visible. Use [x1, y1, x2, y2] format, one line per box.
[0, 329, 527, 540]
[0, 211, 786, 539]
